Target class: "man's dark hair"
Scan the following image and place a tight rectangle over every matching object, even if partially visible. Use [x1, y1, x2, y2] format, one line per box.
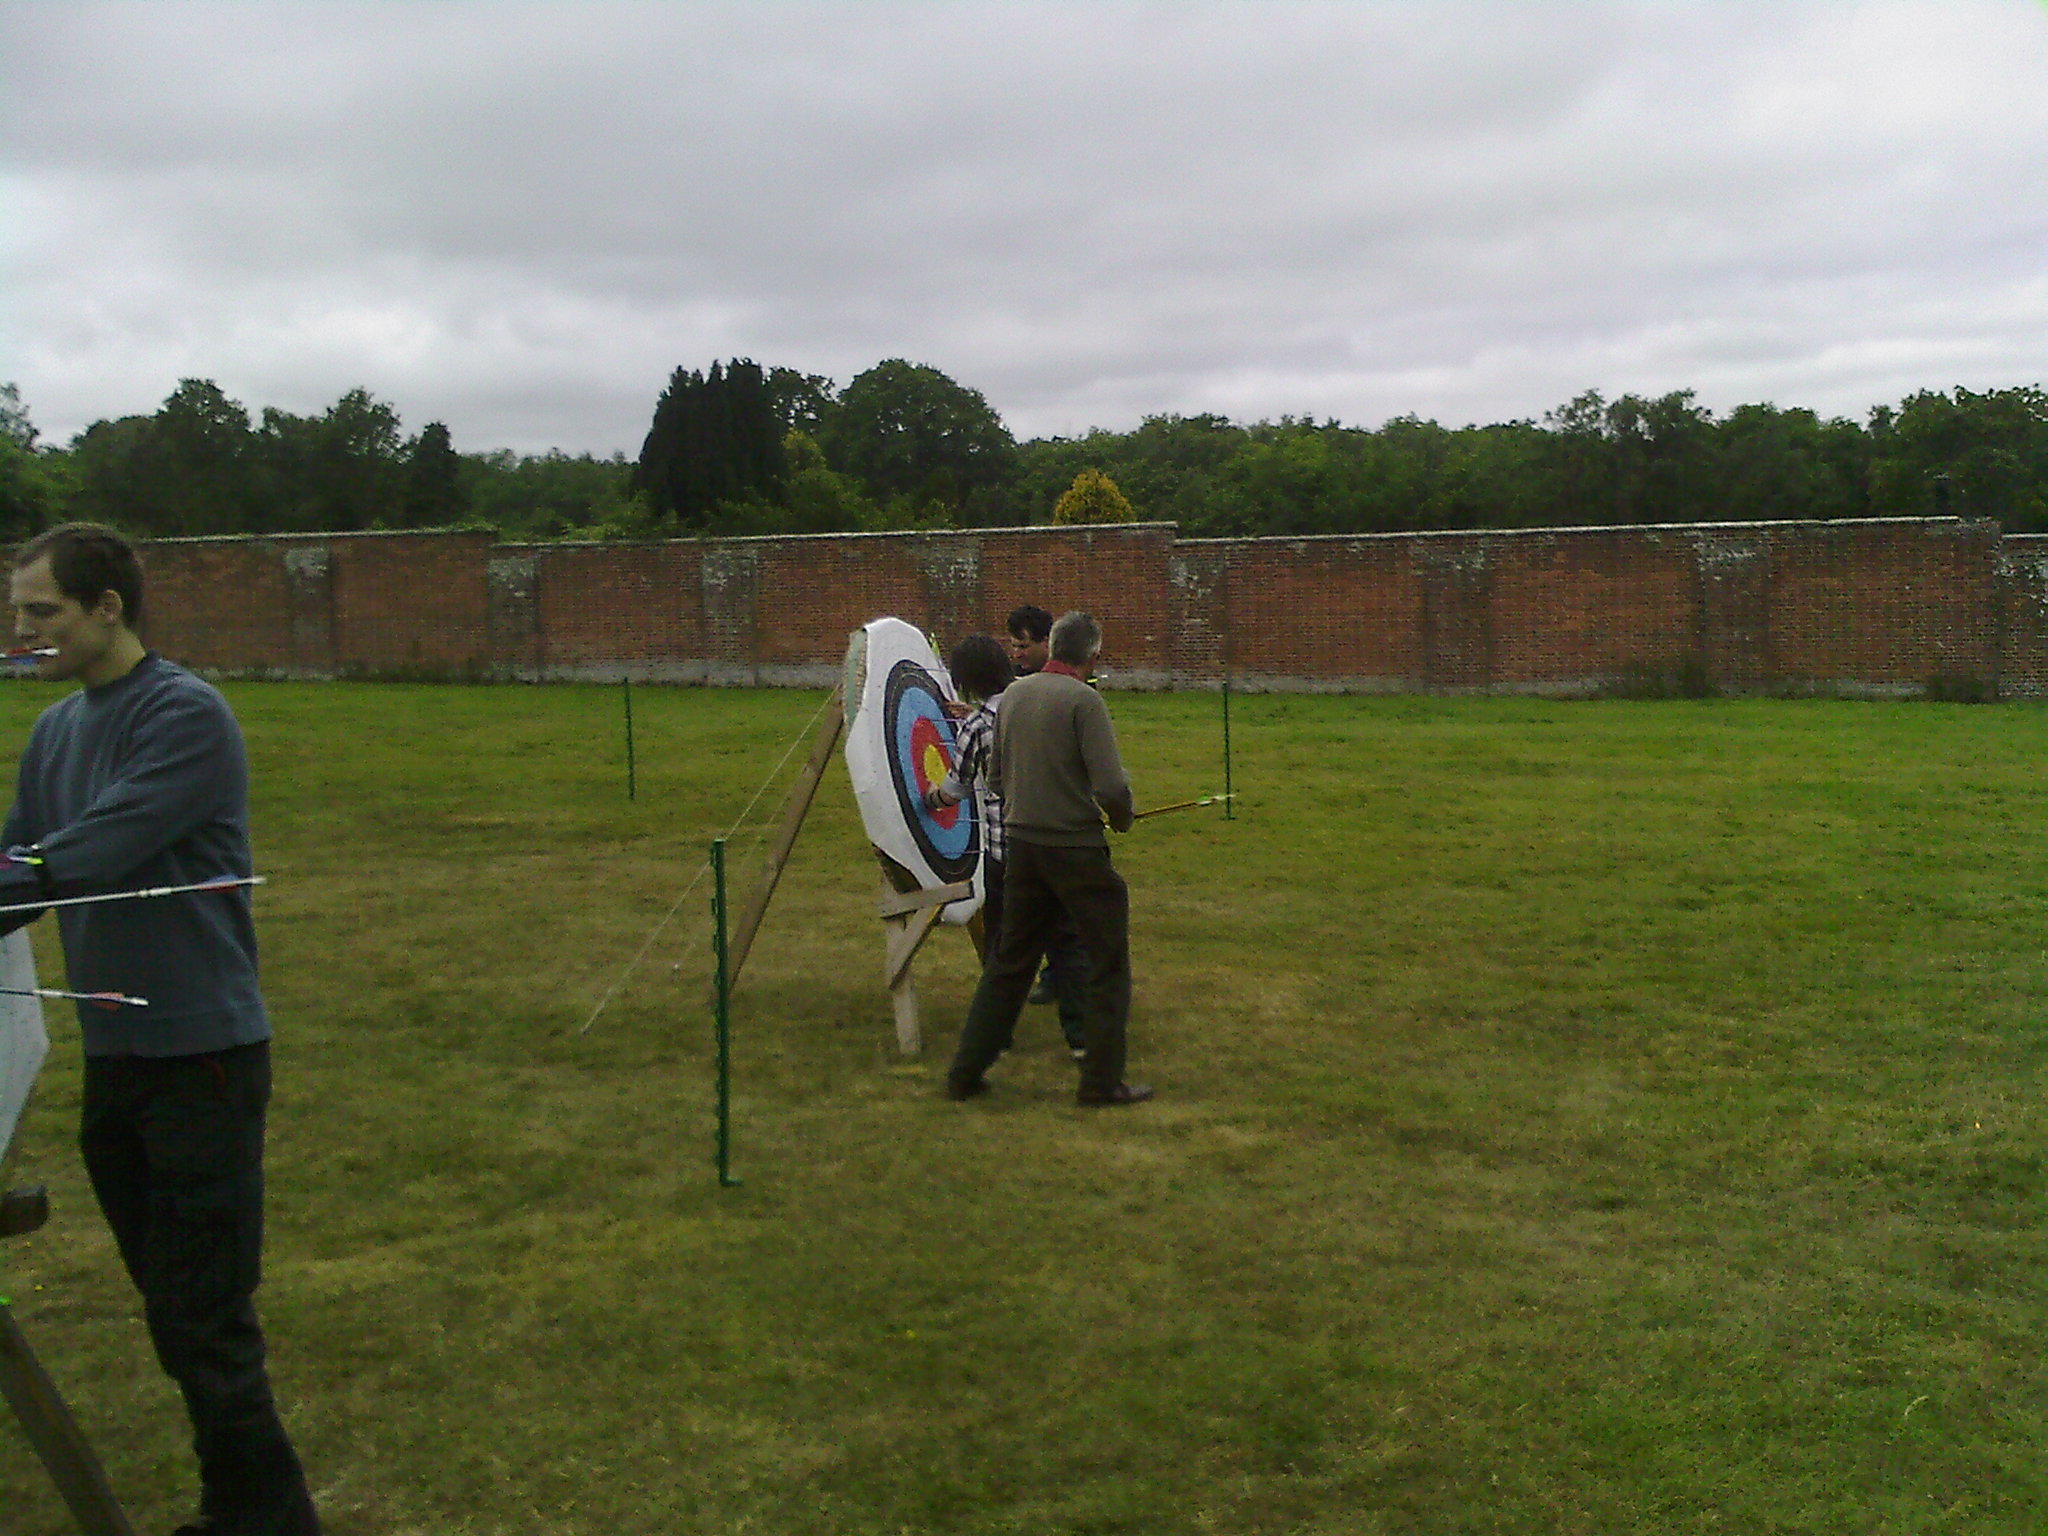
[948, 633, 1014, 704]
[14, 522, 146, 630]
[1005, 604, 1053, 643]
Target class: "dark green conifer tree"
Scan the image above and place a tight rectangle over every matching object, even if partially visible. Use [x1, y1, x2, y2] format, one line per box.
[403, 421, 469, 526]
[635, 358, 788, 528]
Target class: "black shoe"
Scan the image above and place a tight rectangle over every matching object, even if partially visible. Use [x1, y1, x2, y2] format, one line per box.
[1077, 1083, 1154, 1107]
[944, 1078, 988, 1102]
[173, 1489, 318, 1535]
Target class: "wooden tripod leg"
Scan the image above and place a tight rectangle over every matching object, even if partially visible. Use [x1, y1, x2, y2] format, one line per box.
[0, 1300, 136, 1536]
[875, 864, 974, 1061]
[882, 897, 948, 1058]
[728, 696, 845, 989]
[886, 939, 922, 1058]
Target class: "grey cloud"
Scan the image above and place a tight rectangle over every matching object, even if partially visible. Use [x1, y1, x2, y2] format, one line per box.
[4, 1, 2045, 453]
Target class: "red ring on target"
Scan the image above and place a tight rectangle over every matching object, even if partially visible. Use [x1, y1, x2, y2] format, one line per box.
[909, 715, 960, 830]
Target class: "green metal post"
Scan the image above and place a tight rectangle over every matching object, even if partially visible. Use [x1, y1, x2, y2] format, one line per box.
[623, 676, 637, 801]
[710, 838, 739, 1186]
[1222, 674, 1234, 820]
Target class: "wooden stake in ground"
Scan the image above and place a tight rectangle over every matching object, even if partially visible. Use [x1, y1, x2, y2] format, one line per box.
[2, 1192, 136, 1535]
[726, 694, 845, 989]
[0, 929, 136, 1530]
[875, 866, 974, 1057]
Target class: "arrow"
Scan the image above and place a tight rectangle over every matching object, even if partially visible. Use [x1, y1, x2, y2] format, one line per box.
[0, 874, 264, 918]
[2, 648, 57, 663]
[1130, 793, 1237, 823]
[0, 986, 148, 1008]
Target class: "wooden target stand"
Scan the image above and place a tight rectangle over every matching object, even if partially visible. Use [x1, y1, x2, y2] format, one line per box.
[721, 691, 982, 1058]
[3, 1185, 136, 1535]
[1, 926, 134, 1534]
[875, 860, 980, 1057]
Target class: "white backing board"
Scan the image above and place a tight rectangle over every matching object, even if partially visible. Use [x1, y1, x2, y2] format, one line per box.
[0, 930, 47, 1163]
[842, 617, 984, 923]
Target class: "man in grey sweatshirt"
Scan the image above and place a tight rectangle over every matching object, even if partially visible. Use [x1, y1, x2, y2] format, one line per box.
[946, 611, 1152, 1106]
[3, 523, 318, 1536]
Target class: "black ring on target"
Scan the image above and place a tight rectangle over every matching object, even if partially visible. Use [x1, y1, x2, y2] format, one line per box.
[883, 659, 979, 882]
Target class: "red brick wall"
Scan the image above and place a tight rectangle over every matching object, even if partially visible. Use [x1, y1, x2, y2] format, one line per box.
[144, 536, 298, 675]
[530, 542, 705, 679]
[1488, 528, 1700, 687]
[115, 516, 2036, 697]
[751, 536, 924, 677]
[1767, 519, 1999, 689]
[1999, 536, 2048, 699]
[1202, 536, 1422, 687]
[327, 531, 494, 677]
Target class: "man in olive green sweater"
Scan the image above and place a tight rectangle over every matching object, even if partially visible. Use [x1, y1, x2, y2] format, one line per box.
[945, 612, 1153, 1106]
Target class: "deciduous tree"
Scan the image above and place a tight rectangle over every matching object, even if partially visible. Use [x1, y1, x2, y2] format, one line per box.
[1052, 467, 1137, 524]
[0, 383, 66, 540]
[816, 360, 1017, 520]
[1870, 386, 2048, 530]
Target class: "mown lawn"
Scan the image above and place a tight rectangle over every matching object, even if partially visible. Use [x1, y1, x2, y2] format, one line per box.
[1, 682, 2042, 1534]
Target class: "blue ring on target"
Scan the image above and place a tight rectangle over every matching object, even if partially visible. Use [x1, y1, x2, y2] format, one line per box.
[883, 659, 978, 881]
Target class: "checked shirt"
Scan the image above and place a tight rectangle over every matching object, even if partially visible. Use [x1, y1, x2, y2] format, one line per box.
[944, 697, 1006, 864]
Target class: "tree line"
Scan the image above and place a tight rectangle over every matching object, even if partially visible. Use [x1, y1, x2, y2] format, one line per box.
[4, 366, 2045, 546]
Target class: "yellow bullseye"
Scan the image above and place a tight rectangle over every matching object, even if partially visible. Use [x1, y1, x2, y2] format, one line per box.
[920, 741, 949, 791]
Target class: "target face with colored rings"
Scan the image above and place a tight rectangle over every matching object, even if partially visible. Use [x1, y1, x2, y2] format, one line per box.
[885, 660, 978, 882]
[841, 616, 984, 922]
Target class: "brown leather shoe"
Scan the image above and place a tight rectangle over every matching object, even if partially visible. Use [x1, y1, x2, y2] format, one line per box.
[1076, 1083, 1153, 1107]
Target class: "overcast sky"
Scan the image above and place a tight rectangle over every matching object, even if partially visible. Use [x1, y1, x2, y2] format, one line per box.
[3, 1, 2045, 457]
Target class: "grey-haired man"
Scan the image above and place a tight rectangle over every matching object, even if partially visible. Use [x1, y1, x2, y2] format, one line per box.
[946, 611, 1151, 1106]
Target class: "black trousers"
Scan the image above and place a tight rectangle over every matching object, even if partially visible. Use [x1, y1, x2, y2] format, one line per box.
[979, 855, 1007, 969]
[950, 839, 1131, 1098]
[80, 1042, 319, 1536]
[988, 858, 1087, 1052]
[1041, 911, 1090, 1051]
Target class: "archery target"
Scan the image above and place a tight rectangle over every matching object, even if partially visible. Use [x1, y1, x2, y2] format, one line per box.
[886, 661, 977, 881]
[0, 931, 46, 1164]
[843, 618, 983, 922]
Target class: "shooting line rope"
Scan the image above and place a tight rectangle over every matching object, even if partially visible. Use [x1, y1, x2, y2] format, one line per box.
[577, 688, 840, 1035]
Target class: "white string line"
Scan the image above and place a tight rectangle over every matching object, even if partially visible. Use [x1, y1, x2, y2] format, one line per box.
[655, 782, 815, 987]
[574, 863, 712, 1036]
[577, 688, 838, 1034]
[627, 770, 809, 1012]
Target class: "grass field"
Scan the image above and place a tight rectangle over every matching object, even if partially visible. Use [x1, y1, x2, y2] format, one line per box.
[0, 681, 2042, 1535]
